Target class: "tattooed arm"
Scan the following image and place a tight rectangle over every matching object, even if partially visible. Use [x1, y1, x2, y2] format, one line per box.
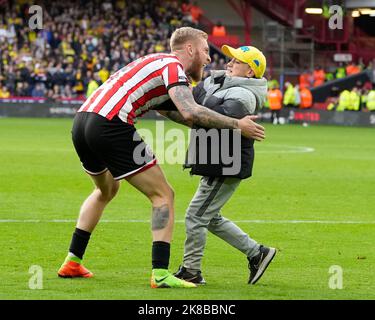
[168, 85, 265, 140]
[169, 85, 238, 129]
[158, 110, 192, 127]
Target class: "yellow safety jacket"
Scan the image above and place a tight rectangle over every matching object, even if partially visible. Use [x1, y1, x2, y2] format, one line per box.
[86, 80, 99, 98]
[337, 90, 350, 111]
[366, 90, 375, 111]
[349, 91, 360, 111]
[283, 85, 295, 105]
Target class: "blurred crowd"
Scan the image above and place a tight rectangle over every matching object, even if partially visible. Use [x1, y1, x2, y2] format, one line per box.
[265, 80, 313, 124]
[0, 0, 206, 100]
[264, 77, 375, 124]
[1, 0, 374, 113]
[264, 59, 375, 124]
[326, 83, 375, 112]
[298, 60, 372, 88]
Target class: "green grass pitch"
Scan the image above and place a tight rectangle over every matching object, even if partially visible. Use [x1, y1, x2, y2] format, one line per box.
[0, 117, 374, 300]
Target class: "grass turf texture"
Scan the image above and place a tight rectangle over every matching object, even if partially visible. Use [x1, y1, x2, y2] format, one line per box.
[0, 118, 374, 300]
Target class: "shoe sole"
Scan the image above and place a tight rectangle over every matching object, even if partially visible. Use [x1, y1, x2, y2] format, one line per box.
[250, 248, 276, 285]
[181, 277, 206, 285]
[58, 273, 93, 278]
[151, 283, 171, 288]
[151, 282, 197, 288]
[186, 280, 206, 285]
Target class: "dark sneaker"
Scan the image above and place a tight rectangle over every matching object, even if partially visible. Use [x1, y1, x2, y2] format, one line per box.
[174, 266, 206, 285]
[248, 245, 276, 285]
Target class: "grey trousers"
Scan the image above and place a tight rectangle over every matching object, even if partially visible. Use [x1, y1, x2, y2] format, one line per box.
[183, 176, 260, 272]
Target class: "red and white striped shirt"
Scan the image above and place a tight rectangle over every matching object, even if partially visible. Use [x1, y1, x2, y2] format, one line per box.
[78, 53, 189, 125]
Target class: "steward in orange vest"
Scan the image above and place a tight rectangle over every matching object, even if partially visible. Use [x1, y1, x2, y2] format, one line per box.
[299, 70, 312, 88]
[313, 67, 325, 87]
[299, 85, 313, 108]
[267, 85, 283, 124]
[212, 22, 227, 37]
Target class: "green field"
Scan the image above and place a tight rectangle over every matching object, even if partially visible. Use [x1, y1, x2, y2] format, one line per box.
[0, 117, 374, 300]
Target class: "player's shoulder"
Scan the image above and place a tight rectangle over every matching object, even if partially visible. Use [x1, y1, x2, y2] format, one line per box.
[154, 53, 181, 63]
[135, 53, 185, 77]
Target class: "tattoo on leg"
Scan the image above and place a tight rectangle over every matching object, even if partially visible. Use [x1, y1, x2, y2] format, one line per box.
[152, 204, 170, 230]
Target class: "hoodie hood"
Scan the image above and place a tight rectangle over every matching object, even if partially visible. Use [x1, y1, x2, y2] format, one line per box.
[210, 70, 268, 109]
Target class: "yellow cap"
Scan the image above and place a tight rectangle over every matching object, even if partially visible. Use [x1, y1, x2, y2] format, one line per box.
[221, 45, 266, 79]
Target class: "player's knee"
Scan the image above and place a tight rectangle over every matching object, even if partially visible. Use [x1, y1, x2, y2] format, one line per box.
[168, 185, 175, 201]
[97, 182, 119, 202]
[149, 184, 174, 205]
[111, 181, 120, 199]
[164, 185, 174, 204]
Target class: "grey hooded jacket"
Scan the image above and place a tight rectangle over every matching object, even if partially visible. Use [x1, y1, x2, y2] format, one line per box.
[185, 70, 268, 179]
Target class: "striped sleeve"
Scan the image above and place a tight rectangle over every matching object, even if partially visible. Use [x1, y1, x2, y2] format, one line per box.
[161, 62, 189, 90]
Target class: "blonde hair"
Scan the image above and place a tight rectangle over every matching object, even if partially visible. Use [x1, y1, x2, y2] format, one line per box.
[170, 27, 208, 51]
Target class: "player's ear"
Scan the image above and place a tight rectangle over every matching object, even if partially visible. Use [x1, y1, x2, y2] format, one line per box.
[186, 43, 194, 57]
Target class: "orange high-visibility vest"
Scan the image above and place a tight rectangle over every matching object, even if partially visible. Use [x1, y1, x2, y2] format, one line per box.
[267, 89, 283, 110]
[346, 64, 360, 75]
[212, 25, 226, 37]
[313, 69, 325, 87]
[300, 88, 313, 108]
[299, 72, 311, 88]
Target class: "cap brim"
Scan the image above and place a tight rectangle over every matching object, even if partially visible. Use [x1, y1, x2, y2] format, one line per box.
[221, 45, 236, 59]
[221, 45, 249, 65]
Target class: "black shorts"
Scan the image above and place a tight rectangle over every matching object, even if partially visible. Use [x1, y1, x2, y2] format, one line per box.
[72, 112, 156, 180]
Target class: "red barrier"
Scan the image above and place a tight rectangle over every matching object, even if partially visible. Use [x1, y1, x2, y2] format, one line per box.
[208, 35, 240, 48]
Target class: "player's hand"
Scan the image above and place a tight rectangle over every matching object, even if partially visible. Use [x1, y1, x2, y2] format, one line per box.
[238, 115, 265, 141]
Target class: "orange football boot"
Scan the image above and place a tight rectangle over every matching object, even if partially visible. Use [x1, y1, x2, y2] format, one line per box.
[58, 260, 93, 278]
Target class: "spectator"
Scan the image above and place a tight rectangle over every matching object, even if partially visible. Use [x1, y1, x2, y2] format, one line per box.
[327, 96, 339, 111]
[349, 87, 361, 111]
[313, 65, 325, 87]
[299, 84, 313, 109]
[48, 84, 61, 100]
[336, 62, 346, 79]
[299, 68, 312, 88]
[267, 82, 283, 124]
[346, 62, 360, 76]
[337, 89, 350, 111]
[98, 64, 110, 83]
[181, 0, 193, 15]
[366, 87, 375, 111]
[325, 69, 334, 82]
[212, 21, 227, 37]
[62, 84, 74, 98]
[0, 85, 10, 98]
[86, 72, 101, 98]
[283, 82, 295, 108]
[31, 83, 45, 97]
[294, 84, 301, 107]
[189, 1, 203, 25]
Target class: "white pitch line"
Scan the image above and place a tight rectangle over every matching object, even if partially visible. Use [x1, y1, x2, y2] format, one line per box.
[0, 219, 374, 224]
[257, 146, 315, 154]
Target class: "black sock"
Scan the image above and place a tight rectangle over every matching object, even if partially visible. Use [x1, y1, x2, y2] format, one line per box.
[69, 228, 91, 259]
[152, 241, 170, 269]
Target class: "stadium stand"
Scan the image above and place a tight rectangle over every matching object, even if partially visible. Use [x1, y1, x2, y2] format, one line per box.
[0, 0, 374, 116]
[0, 0, 204, 100]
